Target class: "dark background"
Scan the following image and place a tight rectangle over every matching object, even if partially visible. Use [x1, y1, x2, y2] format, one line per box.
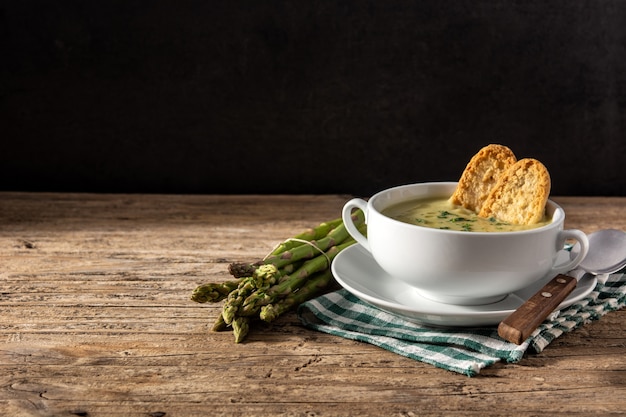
[2, 1, 625, 197]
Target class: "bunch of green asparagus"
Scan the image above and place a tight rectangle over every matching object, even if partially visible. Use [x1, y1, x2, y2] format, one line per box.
[190, 210, 365, 343]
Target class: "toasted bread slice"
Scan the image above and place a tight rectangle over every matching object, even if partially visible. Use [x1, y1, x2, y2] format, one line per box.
[479, 158, 551, 225]
[449, 144, 517, 212]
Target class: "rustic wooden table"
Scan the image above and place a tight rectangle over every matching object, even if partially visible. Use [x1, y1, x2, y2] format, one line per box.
[1, 192, 624, 416]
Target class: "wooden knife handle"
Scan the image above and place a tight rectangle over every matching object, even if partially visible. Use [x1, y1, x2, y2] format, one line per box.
[498, 274, 578, 345]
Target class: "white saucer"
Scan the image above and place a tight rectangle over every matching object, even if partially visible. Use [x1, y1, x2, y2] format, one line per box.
[331, 244, 597, 327]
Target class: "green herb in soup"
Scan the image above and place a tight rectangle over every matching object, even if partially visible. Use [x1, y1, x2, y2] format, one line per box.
[382, 197, 550, 232]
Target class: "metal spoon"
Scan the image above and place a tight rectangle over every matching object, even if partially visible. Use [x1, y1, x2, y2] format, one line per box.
[570, 229, 626, 275]
[498, 228, 626, 345]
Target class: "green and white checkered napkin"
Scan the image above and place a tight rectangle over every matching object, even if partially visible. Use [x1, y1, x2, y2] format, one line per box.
[297, 270, 626, 376]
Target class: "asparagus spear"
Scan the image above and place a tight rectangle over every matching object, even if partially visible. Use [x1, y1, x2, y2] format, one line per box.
[268, 217, 344, 256]
[191, 279, 243, 303]
[260, 269, 334, 323]
[228, 261, 263, 278]
[229, 259, 304, 279]
[232, 316, 250, 343]
[211, 313, 228, 332]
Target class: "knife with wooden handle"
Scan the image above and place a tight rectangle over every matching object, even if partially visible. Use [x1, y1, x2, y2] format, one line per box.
[497, 274, 579, 345]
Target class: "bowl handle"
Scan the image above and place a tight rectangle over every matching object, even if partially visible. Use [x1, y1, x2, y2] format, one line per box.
[551, 229, 589, 274]
[342, 198, 370, 252]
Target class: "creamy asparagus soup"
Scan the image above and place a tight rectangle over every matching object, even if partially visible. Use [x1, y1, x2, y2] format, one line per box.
[382, 197, 550, 232]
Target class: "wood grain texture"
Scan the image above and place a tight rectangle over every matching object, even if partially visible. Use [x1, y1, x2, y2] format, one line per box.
[1, 193, 625, 416]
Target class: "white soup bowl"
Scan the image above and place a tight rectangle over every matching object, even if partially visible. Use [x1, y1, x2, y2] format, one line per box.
[342, 182, 589, 305]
